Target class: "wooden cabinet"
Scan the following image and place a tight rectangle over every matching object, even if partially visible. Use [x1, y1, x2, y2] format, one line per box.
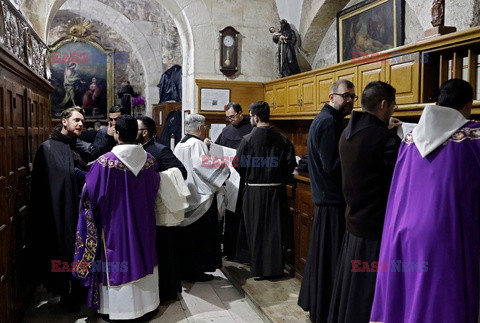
[271, 83, 287, 114]
[286, 81, 301, 113]
[152, 102, 182, 140]
[316, 73, 335, 108]
[1, 44, 52, 322]
[386, 55, 420, 104]
[286, 76, 317, 113]
[292, 180, 314, 277]
[264, 84, 274, 110]
[358, 62, 386, 106]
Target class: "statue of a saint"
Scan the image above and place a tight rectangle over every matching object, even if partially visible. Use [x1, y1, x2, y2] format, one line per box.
[270, 19, 300, 77]
[431, 0, 445, 27]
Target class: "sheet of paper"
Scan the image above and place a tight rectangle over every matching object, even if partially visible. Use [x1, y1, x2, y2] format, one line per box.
[397, 122, 417, 139]
[210, 123, 226, 143]
[210, 143, 239, 212]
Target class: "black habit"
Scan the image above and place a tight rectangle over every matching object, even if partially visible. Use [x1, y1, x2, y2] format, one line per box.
[328, 111, 400, 323]
[234, 126, 296, 277]
[298, 104, 346, 323]
[143, 138, 187, 303]
[27, 128, 88, 303]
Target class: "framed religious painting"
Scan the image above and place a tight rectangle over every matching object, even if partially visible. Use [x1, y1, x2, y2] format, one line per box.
[337, 0, 404, 62]
[49, 40, 114, 119]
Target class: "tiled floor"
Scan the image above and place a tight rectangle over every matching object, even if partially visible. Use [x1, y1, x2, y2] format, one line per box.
[23, 269, 264, 322]
[221, 260, 311, 323]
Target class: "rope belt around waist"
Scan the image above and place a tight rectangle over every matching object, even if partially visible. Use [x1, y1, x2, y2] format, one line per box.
[245, 183, 282, 187]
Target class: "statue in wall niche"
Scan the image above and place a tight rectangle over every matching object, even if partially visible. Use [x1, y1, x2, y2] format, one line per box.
[270, 19, 300, 77]
[431, 0, 445, 27]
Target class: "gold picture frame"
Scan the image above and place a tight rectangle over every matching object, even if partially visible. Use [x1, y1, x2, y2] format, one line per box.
[49, 37, 114, 119]
[337, 0, 404, 62]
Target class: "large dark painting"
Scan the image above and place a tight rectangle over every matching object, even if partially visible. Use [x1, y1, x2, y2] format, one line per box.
[50, 41, 112, 118]
[337, 0, 404, 62]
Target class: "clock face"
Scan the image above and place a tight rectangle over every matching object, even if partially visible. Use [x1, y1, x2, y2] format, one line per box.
[223, 35, 234, 47]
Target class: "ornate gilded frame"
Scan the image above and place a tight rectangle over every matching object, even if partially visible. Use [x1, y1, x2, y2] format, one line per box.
[337, 0, 404, 62]
[49, 18, 114, 119]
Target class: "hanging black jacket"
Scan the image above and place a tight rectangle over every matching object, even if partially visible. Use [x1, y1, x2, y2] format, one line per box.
[157, 65, 182, 103]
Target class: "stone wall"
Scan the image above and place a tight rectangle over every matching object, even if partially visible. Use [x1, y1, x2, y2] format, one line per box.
[311, 0, 480, 69]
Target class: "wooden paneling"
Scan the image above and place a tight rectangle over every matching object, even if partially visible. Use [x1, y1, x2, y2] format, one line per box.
[196, 79, 264, 113]
[293, 181, 314, 277]
[264, 85, 274, 109]
[273, 83, 287, 113]
[299, 76, 316, 112]
[358, 62, 386, 104]
[316, 73, 335, 107]
[286, 76, 316, 113]
[286, 81, 300, 113]
[152, 102, 182, 139]
[1, 44, 52, 322]
[386, 58, 420, 104]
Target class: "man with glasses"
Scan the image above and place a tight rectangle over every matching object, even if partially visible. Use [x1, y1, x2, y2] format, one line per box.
[298, 79, 356, 323]
[328, 81, 401, 323]
[215, 102, 253, 149]
[214, 102, 253, 260]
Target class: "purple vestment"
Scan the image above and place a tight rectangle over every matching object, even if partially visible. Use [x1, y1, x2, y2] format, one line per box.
[73, 152, 159, 308]
[370, 121, 480, 322]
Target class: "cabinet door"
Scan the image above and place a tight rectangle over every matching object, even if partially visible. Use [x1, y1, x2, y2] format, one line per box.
[300, 76, 316, 112]
[335, 67, 359, 108]
[294, 183, 314, 276]
[386, 56, 420, 104]
[273, 84, 287, 114]
[264, 85, 274, 109]
[358, 62, 386, 107]
[0, 78, 8, 228]
[286, 81, 300, 113]
[316, 73, 335, 107]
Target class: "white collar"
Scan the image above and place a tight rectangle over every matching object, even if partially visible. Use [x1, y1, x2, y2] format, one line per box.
[412, 104, 468, 157]
[111, 144, 147, 176]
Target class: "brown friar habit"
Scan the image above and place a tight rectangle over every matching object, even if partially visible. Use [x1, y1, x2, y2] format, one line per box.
[234, 126, 296, 277]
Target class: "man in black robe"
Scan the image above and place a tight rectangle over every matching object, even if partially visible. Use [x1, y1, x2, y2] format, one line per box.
[27, 107, 88, 312]
[298, 79, 356, 323]
[214, 102, 253, 260]
[234, 101, 296, 280]
[328, 81, 401, 323]
[136, 115, 187, 303]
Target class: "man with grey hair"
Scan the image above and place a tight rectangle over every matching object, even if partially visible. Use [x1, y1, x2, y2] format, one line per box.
[174, 114, 230, 282]
[298, 79, 356, 323]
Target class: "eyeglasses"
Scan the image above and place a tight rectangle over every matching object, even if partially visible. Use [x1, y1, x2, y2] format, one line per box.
[138, 128, 147, 131]
[109, 117, 118, 121]
[332, 93, 358, 101]
[225, 113, 239, 121]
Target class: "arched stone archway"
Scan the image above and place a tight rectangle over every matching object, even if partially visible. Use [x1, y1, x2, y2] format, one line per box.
[21, 0, 213, 113]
